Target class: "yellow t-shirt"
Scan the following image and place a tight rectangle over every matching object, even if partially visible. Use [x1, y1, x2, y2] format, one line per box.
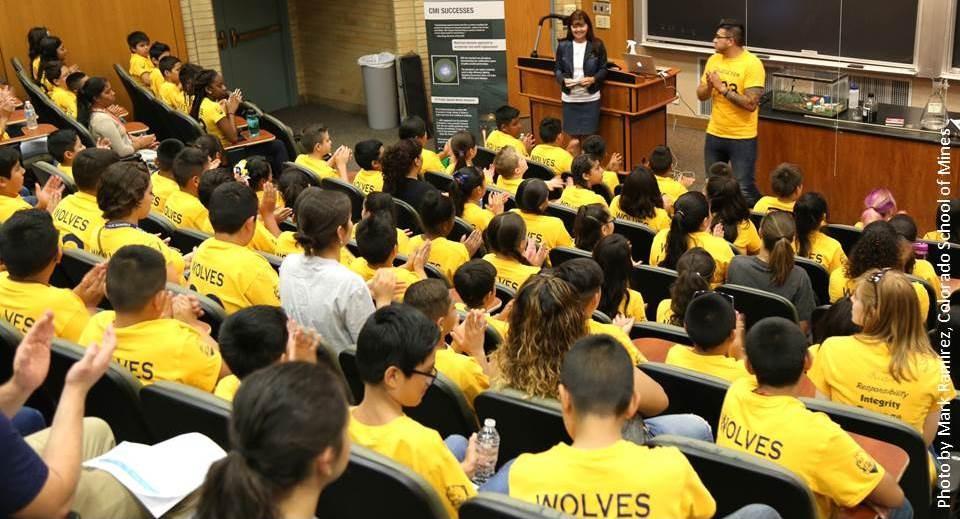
[601, 171, 619, 195]
[529, 144, 573, 175]
[618, 288, 647, 323]
[348, 257, 422, 299]
[655, 175, 688, 205]
[0, 273, 89, 342]
[516, 210, 573, 251]
[808, 335, 956, 435]
[247, 221, 279, 254]
[50, 85, 77, 119]
[295, 154, 338, 181]
[656, 299, 678, 325]
[129, 53, 154, 79]
[52, 192, 105, 252]
[731, 219, 762, 255]
[163, 190, 213, 233]
[496, 176, 523, 196]
[557, 186, 607, 210]
[91, 224, 185, 281]
[79, 311, 223, 391]
[799, 231, 847, 273]
[57, 164, 73, 180]
[665, 346, 749, 383]
[407, 235, 470, 283]
[213, 374, 240, 402]
[189, 238, 280, 314]
[199, 97, 229, 147]
[509, 440, 715, 519]
[911, 259, 942, 302]
[151, 174, 180, 215]
[158, 81, 188, 113]
[349, 414, 476, 518]
[922, 231, 946, 242]
[461, 203, 494, 232]
[274, 231, 302, 258]
[828, 270, 929, 319]
[435, 347, 489, 408]
[454, 301, 510, 340]
[353, 169, 383, 195]
[482, 253, 540, 291]
[717, 377, 885, 519]
[149, 68, 164, 96]
[702, 50, 765, 140]
[485, 130, 527, 157]
[587, 319, 646, 365]
[609, 196, 671, 231]
[753, 196, 795, 214]
[0, 195, 33, 223]
[649, 230, 735, 284]
[421, 148, 446, 175]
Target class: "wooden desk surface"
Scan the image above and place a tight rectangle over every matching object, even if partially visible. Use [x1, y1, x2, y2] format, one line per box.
[124, 121, 149, 135]
[7, 109, 26, 125]
[839, 433, 909, 519]
[0, 123, 57, 146]
[224, 129, 275, 151]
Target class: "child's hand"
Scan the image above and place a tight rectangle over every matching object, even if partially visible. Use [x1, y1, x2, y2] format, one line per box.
[711, 222, 725, 238]
[451, 309, 486, 358]
[274, 206, 293, 222]
[36, 176, 64, 212]
[172, 294, 204, 322]
[226, 89, 242, 113]
[495, 300, 514, 322]
[680, 174, 696, 188]
[73, 262, 107, 308]
[107, 105, 125, 118]
[613, 314, 635, 333]
[284, 319, 321, 364]
[607, 152, 623, 172]
[460, 433, 479, 478]
[369, 269, 397, 307]
[95, 137, 112, 149]
[521, 133, 535, 152]
[487, 191, 508, 215]
[133, 133, 157, 151]
[483, 163, 495, 185]
[662, 194, 674, 212]
[460, 229, 483, 256]
[260, 181, 278, 216]
[523, 241, 548, 267]
[729, 312, 746, 360]
[545, 176, 565, 191]
[406, 241, 431, 277]
[565, 137, 581, 156]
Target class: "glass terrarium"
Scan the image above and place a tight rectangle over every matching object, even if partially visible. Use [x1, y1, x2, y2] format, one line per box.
[771, 70, 849, 118]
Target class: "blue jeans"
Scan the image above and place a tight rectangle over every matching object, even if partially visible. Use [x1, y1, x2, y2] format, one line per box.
[646, 413, 714, 442]
[11, 407, 46, 436]
[724, 504, 781, 519]
[704, 134, 761, 206]
[886, 498, 913, 519]
[445, 435, 512, 493]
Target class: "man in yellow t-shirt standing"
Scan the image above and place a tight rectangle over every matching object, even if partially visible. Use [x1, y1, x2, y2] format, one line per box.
[697, 20, 765, 206]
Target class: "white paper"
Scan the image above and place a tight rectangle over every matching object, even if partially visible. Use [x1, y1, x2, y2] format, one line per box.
[83, 433, 227, 518]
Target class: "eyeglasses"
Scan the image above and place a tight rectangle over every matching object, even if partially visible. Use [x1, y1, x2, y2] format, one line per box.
[714, 34, 733, 40]
[693, 289, 735, 308]
[411, 366, 438, 384]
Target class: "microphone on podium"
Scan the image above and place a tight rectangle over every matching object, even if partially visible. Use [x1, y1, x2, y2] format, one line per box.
[531, 14, 569, 58]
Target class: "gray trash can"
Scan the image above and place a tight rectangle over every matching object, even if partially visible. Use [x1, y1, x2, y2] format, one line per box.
[358, 52, 399, 130]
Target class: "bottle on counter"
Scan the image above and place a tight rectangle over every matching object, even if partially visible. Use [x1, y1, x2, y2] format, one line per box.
[848, 82, 861, 121]
[862, 93, 877, 124]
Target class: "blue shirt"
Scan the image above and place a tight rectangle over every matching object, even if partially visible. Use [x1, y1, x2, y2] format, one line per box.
[0, 411, 48, 516]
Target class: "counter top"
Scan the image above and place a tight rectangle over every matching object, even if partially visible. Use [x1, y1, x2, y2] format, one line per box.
[760, 101, 960, 147]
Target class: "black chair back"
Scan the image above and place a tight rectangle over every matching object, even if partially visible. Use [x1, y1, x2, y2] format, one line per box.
[460, 494, 571, 519]
[425, 171, 454, 192]
[548, 246, 591, 267]
[524, 160, 556, 182]
[794, 257, 830, 306]
[159, 104, 204, 142]
[138, 213, 177, 241]
[906, 274, 939, 331]
[545, 203, 577, 235]
[166, 283, 227, 337]
[638, 362, 730, 432]
[11, 57, 24, 74]
[338, 348, 478, 438]
[281, 162, 323, 187]
[474, 146, 497, 169]
[495, 284, 516, 308]
[316, 445, 448, 519]
[140, 381, 232, 449]
[629, 265, 678, 321]
[393, 197, 424, 236]
[613, 219, 657, 263]
[801, 398, 931, 517]
[32, 161, 78, 194]
[50, 249, 108, 308]
[474, 389, 570, 469]
[13, 63, 96, 146]
[448, 217, 475, 244]
[170, 227, 211, 256]
[321, 177, 365, 222]
[48, 340, 153, 443]
[629, 321, 692, 345]
[113, 64, 168, 140]
[823, 224, 862, 256]
[716, 284, 799, 329]
[649, 435, 817, 519]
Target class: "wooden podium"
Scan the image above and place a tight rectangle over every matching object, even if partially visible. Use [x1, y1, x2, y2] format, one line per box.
[517, 57, 679, 170]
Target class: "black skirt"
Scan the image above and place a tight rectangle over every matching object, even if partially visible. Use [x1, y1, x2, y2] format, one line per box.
[562, 99, 601, 135]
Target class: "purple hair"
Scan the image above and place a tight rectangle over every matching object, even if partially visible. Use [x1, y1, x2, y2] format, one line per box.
[861, 188, 897, 225]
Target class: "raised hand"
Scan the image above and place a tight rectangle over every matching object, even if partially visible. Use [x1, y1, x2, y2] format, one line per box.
[612, 314, 635, 333]
[65, 324, 117, 392]
[460, 229, 483, 256]
[285, 319, 321, 364]
[487, 191, 508, 215]
[11, 311, 55, 394]
[73, 262, 107, 308]
[36, 176, 64, 212]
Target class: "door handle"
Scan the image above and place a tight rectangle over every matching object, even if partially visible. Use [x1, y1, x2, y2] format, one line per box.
[233, 24, 282, 45]
[217, 30, 227, 50]
[229, 28, 240, 48]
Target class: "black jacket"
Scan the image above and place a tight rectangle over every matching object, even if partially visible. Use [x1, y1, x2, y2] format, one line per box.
[554, 38, 608, 95]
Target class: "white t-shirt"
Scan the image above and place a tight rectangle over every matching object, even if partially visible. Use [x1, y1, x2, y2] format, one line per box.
[279, 254, 374, 352]
[562, 41, 601, 103]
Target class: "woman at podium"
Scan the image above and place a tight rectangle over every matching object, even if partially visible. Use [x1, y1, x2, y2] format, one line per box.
[554, 10, 607, 139]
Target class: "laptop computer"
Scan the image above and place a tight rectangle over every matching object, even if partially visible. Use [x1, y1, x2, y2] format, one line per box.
[621, 53, 659, 76]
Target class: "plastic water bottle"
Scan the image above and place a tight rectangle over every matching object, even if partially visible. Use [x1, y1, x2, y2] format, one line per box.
[472, 419, 500, 485]
[23, 101, 38, 130]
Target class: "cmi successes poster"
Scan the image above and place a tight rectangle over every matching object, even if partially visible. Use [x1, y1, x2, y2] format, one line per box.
[424, 0, 508, 148]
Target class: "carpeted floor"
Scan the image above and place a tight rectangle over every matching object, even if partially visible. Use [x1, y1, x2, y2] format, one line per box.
[271, 103, 708, 184]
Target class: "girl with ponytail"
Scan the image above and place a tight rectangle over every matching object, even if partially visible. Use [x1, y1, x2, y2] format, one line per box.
[706, 174, 760, 254]
[450, 166, 507, 232]
[650, 191, 732, 283]
[444, 130, 477, 174]
[572, 203, 613, 251]
[515, 178, 574, 251]
[482, 212, 546, 290]
[727, 210, 817, 330]
[593, 234, 646, 321]
[858, 188, 898, 228]
[196, 362, 350, 519]
[793, 192, 846, 272]
[659, 248, 716, 326]
[79, 77, 156, 157]
[610, 166, 670, 231]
